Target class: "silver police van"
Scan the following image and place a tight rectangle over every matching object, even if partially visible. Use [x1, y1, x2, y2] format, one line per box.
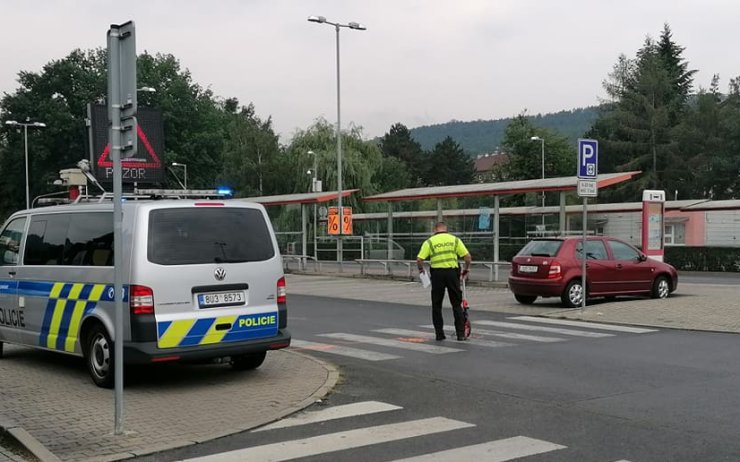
[0, 198, 290, 387]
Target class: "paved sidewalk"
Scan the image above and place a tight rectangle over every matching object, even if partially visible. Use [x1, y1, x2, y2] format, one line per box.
[286, 274, 740, 333]
[0, 347, 337, 462]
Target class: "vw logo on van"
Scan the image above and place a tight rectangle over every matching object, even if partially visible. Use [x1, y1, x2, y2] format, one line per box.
[214, 267, 226, 281]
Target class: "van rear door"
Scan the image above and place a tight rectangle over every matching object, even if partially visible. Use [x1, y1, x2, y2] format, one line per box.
[135, 203, 282, 350]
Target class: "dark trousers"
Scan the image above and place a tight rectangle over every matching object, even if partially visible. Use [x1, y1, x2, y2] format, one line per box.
[430, 267, 465, 336]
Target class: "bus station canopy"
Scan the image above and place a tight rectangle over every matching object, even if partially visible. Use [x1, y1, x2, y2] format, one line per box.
[237, 189, 358, 206]
[362, 172, 641, 203]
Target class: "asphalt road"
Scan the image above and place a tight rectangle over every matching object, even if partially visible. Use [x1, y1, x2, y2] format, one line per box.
[136, 294, 740, 462]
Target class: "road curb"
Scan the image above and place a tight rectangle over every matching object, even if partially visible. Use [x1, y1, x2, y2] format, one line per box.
[0, 418, 62, 462]
[287, 270, 509, 289]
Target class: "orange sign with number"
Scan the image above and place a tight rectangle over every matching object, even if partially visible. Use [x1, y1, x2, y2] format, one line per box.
[342, 206, 353, 235]
[327, 207, 340, 235]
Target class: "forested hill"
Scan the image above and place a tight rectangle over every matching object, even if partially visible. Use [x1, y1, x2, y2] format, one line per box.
[409, 107, 598, 155]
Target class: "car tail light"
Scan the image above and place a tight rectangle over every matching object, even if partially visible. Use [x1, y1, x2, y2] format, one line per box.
[547, 261, 562, 279]
[277, 277, 286, 304]
[130, 285, 155, 315]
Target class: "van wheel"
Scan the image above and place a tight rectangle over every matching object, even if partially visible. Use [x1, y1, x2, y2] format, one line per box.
[0, 341, 4, 358]
[652, 276, 670, 299]
[514, 294, 537, 305]
[85, 324, 115, 388]
[231, 351, 267, 371]
[561, 280, 585, 308]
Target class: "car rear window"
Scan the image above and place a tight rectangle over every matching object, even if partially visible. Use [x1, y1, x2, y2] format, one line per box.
[517, 240, 563, 257]
[148, 207, 275, 265]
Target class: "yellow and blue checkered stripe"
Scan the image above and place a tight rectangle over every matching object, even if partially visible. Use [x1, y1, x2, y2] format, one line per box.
[156, 312, 279, 349]
[16, 281, 117, 352]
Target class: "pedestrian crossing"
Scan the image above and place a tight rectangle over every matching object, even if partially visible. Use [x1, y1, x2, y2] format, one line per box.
[290, 316, 658, 364]
[176, 400, 633, 462]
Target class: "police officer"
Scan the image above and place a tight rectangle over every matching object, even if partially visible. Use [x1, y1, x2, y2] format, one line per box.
[416, 222, 472, 341]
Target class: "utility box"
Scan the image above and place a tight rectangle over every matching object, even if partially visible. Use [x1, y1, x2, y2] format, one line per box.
[59, 168, 88, 186]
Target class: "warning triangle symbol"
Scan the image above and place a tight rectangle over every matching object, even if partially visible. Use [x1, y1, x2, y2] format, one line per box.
[96, 125, 162, 169]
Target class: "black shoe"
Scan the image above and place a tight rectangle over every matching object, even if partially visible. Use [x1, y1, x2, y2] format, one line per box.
[457, 335, 468, 341]
[435, 333, 446, 341]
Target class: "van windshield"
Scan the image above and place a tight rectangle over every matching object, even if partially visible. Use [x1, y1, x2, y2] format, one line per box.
[148, 208, 275, 265]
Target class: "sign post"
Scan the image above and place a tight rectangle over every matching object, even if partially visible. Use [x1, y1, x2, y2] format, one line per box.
[107, 20, 136, 435]
[577, 139, 598, 310]
[641, 190, 666, 261]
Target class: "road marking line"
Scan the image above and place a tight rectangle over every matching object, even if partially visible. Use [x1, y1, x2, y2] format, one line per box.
[254, 401, 402, 432]
[420, 325, 565, 343]
[319, 333, 463, 354]
[290, 339, 400, 361]
[374, 328, 513, 348]
[179, 417, 475, 462]
[509, 316, 658, 333]
[475, 321, 614, 338]
[388, 435, 566, 461]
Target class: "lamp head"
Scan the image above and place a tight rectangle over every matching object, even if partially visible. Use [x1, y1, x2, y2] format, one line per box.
[308, 15, 326, 23]
[348, 22, 366, 30]
[530, 136, 542, 141]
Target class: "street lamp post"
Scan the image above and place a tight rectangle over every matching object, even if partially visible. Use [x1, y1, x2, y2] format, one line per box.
[531, 136, 545, 228]
[5, 119, 47, 209]
[308, 15, 366, 267]
[307, 150, 319, 260]
[171, 162, 187, 189]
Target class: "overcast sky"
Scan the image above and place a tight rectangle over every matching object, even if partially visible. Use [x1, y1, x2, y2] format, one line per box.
[1, 0, 738, 141]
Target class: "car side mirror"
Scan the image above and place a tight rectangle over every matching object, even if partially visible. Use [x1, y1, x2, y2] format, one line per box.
[638, 253, 647, 262]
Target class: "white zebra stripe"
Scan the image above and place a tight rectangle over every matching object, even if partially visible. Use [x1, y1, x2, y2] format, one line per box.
[373, 328, 513, 348]
[318, 333, 463, 354]
[291, 339, 401, 361]
[254, 401, 402, 432]
[388, 436, 566, 461]
[475, 320, 614, 338]
[178, 417, 475, 462]
[509, 316, 658, 333]
[420, 325, 565, 343]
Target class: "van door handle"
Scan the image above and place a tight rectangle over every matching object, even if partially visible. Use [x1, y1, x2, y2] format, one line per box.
[8, 271, 16, 276]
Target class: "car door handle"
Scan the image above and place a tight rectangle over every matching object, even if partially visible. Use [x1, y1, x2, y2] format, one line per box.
[616, 264, 623, 269]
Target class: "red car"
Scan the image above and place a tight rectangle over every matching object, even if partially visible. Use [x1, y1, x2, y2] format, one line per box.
[508, 236, 678, 307]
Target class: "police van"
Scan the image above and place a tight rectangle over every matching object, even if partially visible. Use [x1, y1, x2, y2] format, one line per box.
[0, 195, 290, 387]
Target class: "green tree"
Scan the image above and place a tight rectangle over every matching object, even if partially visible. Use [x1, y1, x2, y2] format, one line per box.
[379, 123, 424, 186]
[423, 136, 475, 186]
[220, 102, 280, 196]
[591, 25, 696, 200]
[497, 115, 576, 184]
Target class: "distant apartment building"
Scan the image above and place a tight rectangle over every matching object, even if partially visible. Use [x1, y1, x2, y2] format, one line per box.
[473, 150, 508, 182]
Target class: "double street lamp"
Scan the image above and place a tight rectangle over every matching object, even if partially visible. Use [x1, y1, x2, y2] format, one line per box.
[530, 136, 545, 227]
[308, 15, 366, 264]
[5, 119, 47, 209]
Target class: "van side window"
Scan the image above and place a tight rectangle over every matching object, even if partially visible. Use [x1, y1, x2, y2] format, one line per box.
[24, 213, 113, 266]
[0, 217, 27, 265]
[25, 215, 70, 265]
[64, 213, 113, 266]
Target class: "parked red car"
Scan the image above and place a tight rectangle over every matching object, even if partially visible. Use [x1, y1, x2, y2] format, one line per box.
[508, 236, 678, 307]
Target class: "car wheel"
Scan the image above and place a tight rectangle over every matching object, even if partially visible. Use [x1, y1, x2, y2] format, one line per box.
[85, 324, 114, 388]
[231, 351, 267, 371]
[651, 275, 670, 299]
[514, 294, 537, 305]
[561, 279, 585, 308]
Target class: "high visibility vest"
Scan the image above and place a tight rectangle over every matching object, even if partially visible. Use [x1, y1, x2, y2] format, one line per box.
[419, 233, 468, 269]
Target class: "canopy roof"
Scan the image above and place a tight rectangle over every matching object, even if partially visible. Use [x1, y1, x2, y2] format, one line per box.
[362, 172, 641, 203]
[236, 189, 358, 206]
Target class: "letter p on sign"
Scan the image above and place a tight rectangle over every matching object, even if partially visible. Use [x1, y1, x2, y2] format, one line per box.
[578, 139, 598, 179]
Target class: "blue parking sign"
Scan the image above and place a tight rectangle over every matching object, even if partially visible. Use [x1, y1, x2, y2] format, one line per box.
[578, 139, 598, 179]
